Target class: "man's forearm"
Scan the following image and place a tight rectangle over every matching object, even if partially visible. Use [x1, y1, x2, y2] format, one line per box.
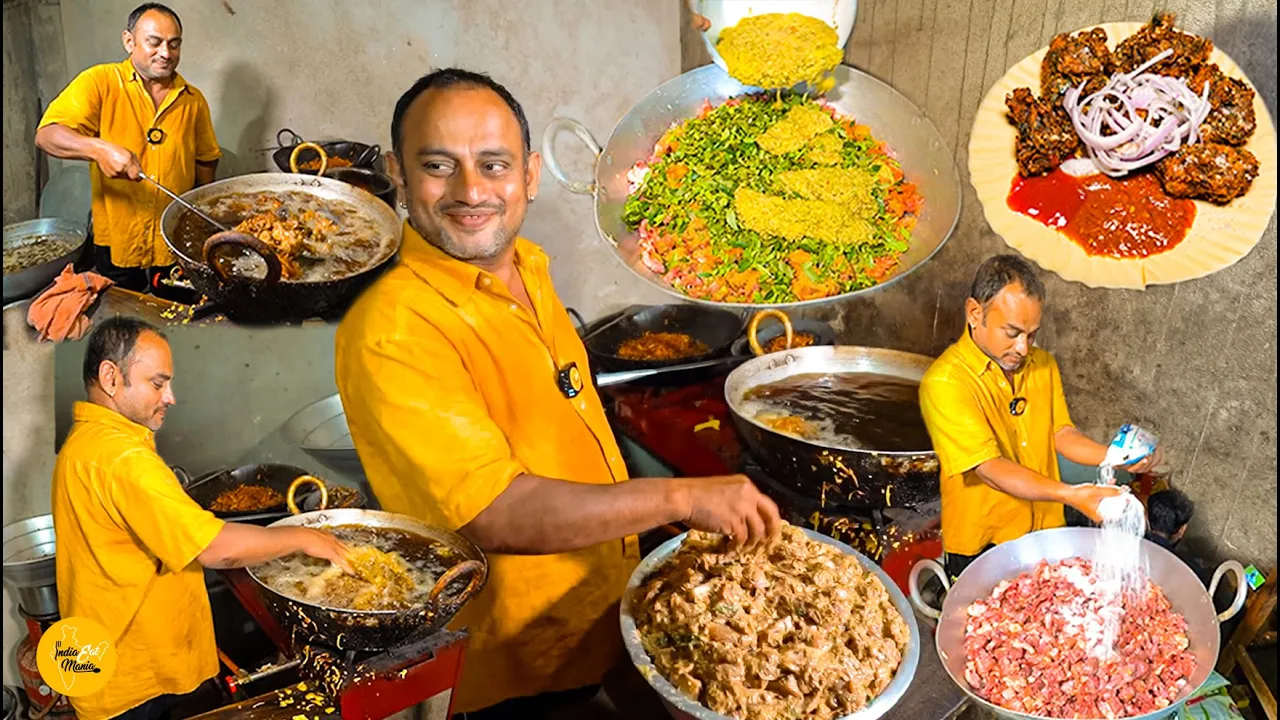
[197, 523, 308, 569]
[35, 124, 104, 164]
[974, 457, 1070, 504]
[195, 160, 218, 186]
[460, 474, 688, 555]
[1054, 426, 1108, 466]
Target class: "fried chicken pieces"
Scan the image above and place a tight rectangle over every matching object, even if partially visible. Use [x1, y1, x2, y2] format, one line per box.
[1006, 14, 1260, 204]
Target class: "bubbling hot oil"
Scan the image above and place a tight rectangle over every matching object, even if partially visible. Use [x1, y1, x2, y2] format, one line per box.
[740, 372, 931, 452]
[172, 191, 392, 283]
[253, 525, 453, 611]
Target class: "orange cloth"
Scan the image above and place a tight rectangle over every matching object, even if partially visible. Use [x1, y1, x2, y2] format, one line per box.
[26, 265, 114, 342]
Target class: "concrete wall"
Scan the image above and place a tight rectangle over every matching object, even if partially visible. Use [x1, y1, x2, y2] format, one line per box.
[679, 1, 1278, 567]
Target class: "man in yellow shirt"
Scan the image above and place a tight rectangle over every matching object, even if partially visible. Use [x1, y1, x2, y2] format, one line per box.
[35, 3, 220, 300]
[919, 255, 1162, 580]
[54, 316, 352, 720]
[335, 69, 781, 717]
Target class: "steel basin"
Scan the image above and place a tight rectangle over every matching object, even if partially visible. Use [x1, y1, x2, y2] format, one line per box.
[622, 528, 920, 720]
[3, 218, 88, 305]
[281, 393, 365, 481]
[541, 63, 961, 311]
[2, 515, 58, 616]
[908, 527, 1248, 720]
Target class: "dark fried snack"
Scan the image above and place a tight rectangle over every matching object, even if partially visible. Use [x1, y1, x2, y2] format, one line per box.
[1113, 12, 1212, 79]
[1154, 143, 1259, 204]
[209, 484, 285, 512]
[1041, 28, 1113, 102]
[1007, 87, 1080, 177]
[1190, 64, 1257, 146]
[762, 331, 817, 354]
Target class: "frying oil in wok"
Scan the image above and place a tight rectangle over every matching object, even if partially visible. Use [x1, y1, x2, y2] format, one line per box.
[253, 524, 454, 611]
[741, 372, 931, 452]
[173, 191, 392, 283]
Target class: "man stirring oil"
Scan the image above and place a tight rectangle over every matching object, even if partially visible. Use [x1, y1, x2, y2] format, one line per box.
[335, 69, 781, 718]
[919, 255, 1164, 581]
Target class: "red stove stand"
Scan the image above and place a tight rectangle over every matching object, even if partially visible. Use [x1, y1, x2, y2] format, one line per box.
[213, 568, 468, 719]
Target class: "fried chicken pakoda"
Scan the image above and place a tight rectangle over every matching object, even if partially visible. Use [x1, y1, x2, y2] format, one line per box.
[1154, 143, 1260, 204]
[1112, 12, 1212, 79]
[1041, 28, 1113, 102]
[232, 206, 339, 280]
[1007, 87, 1080, 176]
[1190, 64, 1258, 146]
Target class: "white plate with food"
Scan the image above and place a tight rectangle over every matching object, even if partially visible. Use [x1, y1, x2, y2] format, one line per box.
[969, 15, 1277, 289]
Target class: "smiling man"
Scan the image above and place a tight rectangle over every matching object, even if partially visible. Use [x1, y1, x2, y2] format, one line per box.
[35, 3, 219, 298]
[54, 317, 351, 720]
[335, 69, 780, 717]
[919, 255, 1162, 581]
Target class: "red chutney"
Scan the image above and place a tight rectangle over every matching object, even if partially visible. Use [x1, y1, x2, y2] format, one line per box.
[1007, 168, 1196, 258]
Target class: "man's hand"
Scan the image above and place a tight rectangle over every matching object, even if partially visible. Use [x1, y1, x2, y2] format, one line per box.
[691, 11, 711, 32]
[1065, 484, 1126, 523]
[96, 141, 142, 180]
[294, 527, 354, 575]
[1122, 444, 1164, 475]
[681, 474, 782, 550]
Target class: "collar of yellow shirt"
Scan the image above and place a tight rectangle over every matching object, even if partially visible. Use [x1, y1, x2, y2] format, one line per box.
[954, 326, 1039, 378]
[396, 220, 551, 307]
[72, 400, 157, 445]
[119, 57, 192, 110]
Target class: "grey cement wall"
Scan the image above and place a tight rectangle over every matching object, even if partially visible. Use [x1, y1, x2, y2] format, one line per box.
[680, 1, 1278, 568]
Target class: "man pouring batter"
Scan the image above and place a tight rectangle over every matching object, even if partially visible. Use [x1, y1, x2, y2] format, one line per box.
[919, 255, 1164, 581]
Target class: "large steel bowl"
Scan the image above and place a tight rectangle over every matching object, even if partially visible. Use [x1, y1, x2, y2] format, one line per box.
[541, 64, 961, 311]
[908, 527, 1248, 720]
[2, 515, 58, 617]
[3, 218, 87, 305]
[622, 528, 921, 720]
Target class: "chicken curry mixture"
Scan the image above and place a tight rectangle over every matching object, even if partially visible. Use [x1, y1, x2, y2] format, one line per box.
[615, 332, 710, 361]
[632, 525, 910, 720]
[208, 484, 285, 512]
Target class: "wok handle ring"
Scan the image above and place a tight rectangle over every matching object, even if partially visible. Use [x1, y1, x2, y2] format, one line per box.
[747, 309, 794, 357]
[1209, 559, 1248, 623]
[430, 559, 486, 608]
[276, 127, 304, 148]
[290, 141, 329, 176]
[541, 117, 601, 196]
[203, 231, 284, 289]
[171, 465, 193, 488]
[286, 475, 329, 515]
[908, 558, 949, 620]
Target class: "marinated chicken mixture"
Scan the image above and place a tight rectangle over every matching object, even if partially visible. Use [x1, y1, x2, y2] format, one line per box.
[1112, 12, 1212, 79]
[964, 558, 1196, 719]
[633, 526, 910, 720]
[231, 199, 340, 280]
[1155, 142, 1260, 204]
[209, 484, 285, 512]
[615, 332, 710, 361]
[763, 331, 817, 354]
[1040, 27, 1114, 102]
[1007, 87, 1081, 177]
[1005, 13, 1260, 204]
[716, 13, 843, 91]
